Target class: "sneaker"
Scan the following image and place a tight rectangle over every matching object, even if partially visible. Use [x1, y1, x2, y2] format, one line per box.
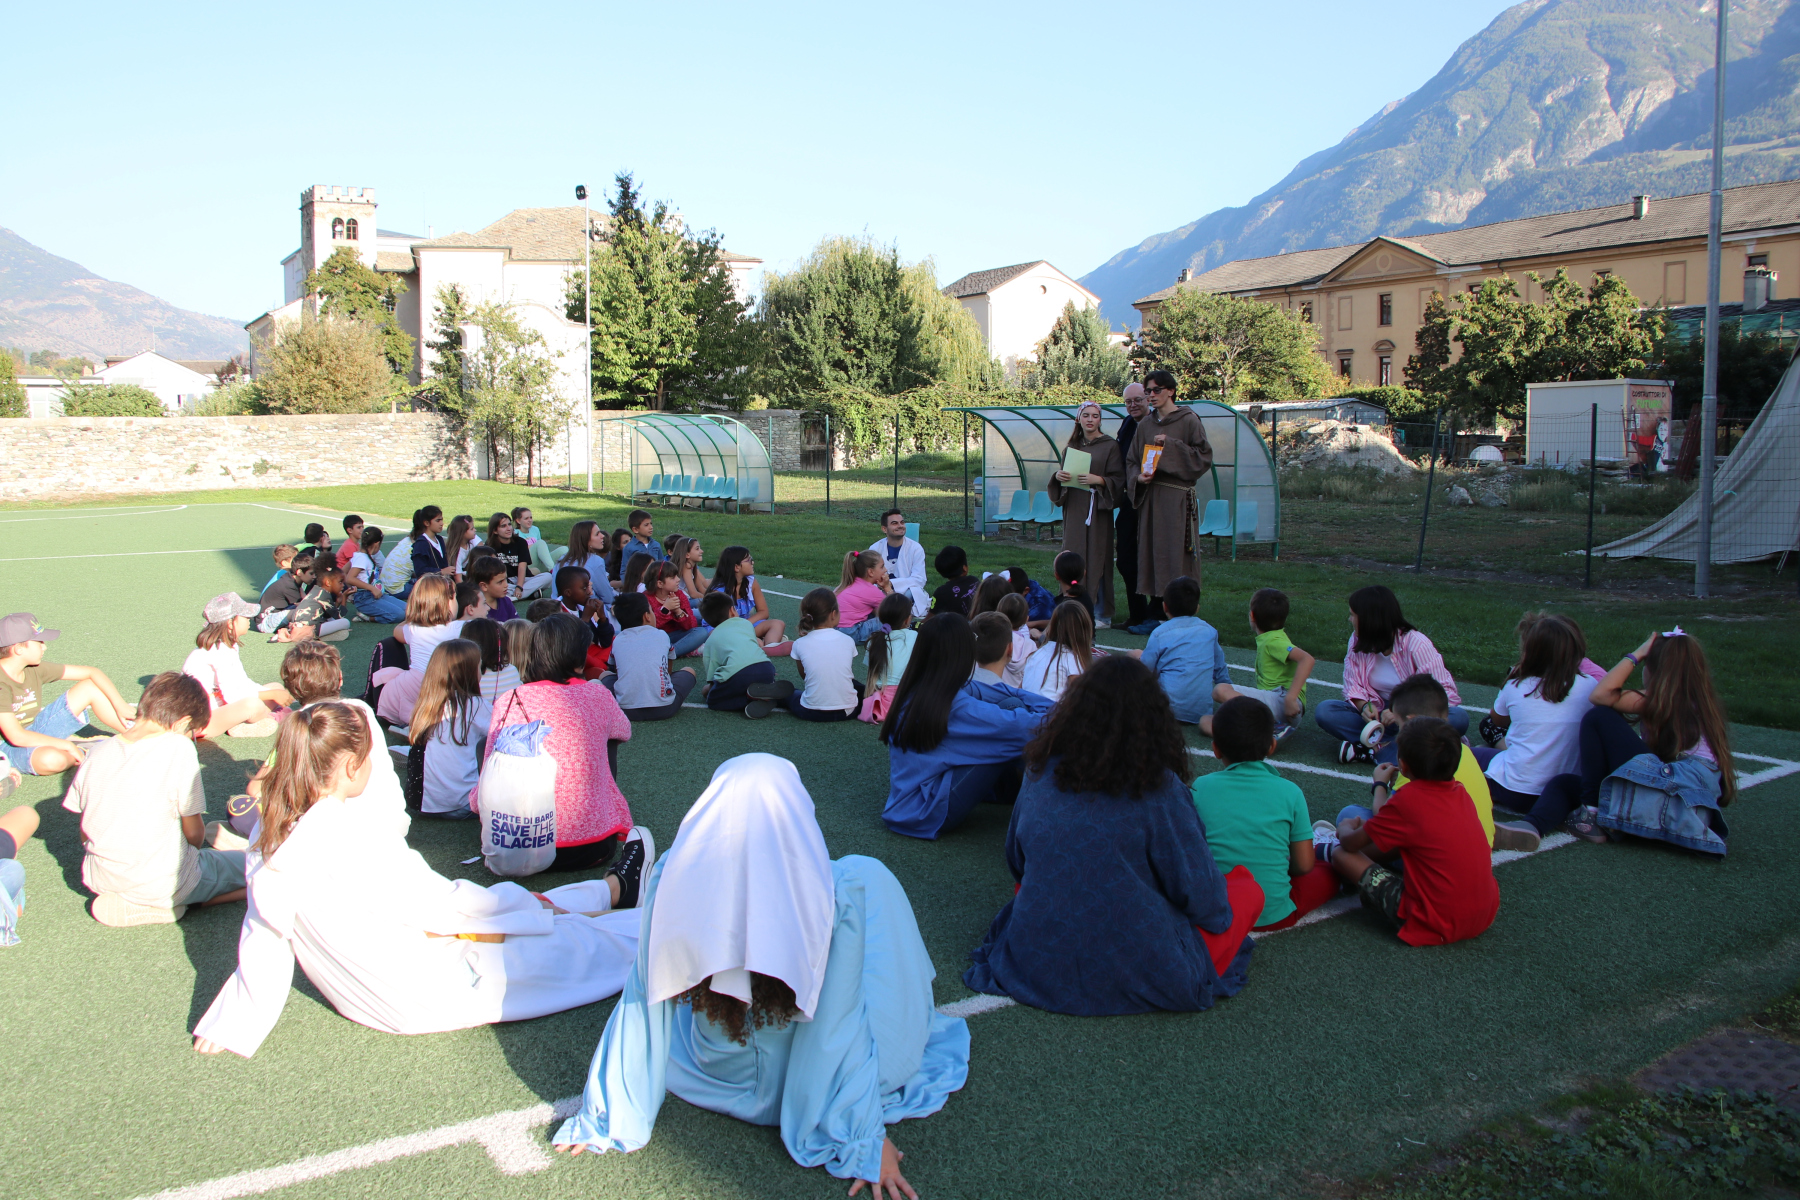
[92, 893, 186, 927]
[1272, 722, 1297, 745]
[1337, 739, 1372, 765]
[1126, 620, 1162, 636]
[743, 698, 777, 719]
[1093, 617, 1111, 630]
[610, 825, 657, 910]
[1311, 820, 1340, 861]
[321, 629, 350, 643]
[352, 612, 372, 623]
[746, 680, 795, 703]
[227, 718, 278, 738]
[1492, 820, 1541, 853]
[1565, 806, 1609, 844]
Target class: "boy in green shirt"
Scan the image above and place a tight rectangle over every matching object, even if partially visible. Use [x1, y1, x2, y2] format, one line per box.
[1231, 588, 1315, 744]
[697, 592, 791, 718]
[1190, 697, 1340, 930]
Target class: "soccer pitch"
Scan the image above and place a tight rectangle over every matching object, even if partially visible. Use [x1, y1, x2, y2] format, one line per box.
[3, 498, 1798, 1200]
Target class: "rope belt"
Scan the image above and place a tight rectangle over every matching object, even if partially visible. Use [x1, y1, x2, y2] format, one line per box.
[1149, 481, 1199, 556]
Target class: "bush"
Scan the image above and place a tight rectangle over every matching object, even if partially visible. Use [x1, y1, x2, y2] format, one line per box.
[1600, 477, 1695, 517]
[1335, 384, 1430, 421]
[257, 314, 398, 415]
[61, 383, 166, 417]
[183, 380, 265, 416]
[1280, 465, 1421, 505]
[1509, 472, 1582, 511]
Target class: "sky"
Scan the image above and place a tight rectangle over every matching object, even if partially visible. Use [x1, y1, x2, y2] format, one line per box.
[9, 0, 1520, 326]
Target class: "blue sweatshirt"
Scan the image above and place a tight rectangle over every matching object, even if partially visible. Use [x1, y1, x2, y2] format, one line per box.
[882, 680, 1052, 840]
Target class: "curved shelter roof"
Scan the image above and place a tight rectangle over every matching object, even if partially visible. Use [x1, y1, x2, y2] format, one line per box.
[946, 401, 1278, 547]
[600, 413, 774, 513]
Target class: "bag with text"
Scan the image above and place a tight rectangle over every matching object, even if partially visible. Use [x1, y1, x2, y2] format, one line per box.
[477, 707, 559, 876]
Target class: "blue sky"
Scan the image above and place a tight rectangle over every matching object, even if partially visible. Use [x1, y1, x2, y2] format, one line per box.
[9, 0, 1517, 326]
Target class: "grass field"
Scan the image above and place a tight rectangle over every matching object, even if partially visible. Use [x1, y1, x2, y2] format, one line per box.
[3, 490, 1798, 1200]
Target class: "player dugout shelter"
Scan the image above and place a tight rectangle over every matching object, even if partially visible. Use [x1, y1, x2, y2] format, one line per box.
[598, 413, 775, 514]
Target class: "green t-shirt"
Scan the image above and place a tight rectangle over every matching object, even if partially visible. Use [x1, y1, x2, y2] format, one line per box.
[1254, 629, 1305, 703]
[1189, 759, 1312, 926]
[701, 617, 769, 685]
[0, 661, 67, 730]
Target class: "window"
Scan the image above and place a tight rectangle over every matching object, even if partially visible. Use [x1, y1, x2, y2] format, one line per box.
[1338, 355, 1353, 379]
[1379, 356, 1392, 386]
[345, 218, 359, 241]
[1749, 253, 1769, 267]
[1336, 296, 1353, 330]
[1299, 301, 1314, 323]
[1663, 261, 1687, 305]
[1466, 283, 1481, 294]
[331, 217, 344, 240]
[1378, 293, 1393, 326]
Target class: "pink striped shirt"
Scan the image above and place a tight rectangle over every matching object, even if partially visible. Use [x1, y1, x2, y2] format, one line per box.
[1342, 629, 1461, 707]
[483, 679, 633, 846]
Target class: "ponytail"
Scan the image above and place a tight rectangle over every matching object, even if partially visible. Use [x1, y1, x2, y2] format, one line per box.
[797, 587, 839, 636]
[866, 592, 915, 683]
[255, 703, 371, 858]
[836, 550, 879, 594]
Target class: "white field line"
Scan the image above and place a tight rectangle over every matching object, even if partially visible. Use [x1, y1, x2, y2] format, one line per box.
[0, 548, 232, 563]
[0, 504, 188, 522]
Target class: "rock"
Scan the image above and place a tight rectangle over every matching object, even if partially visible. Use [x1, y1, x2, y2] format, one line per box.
[1284, 420, 1419, 476]
[1445, 485, 1473, 507]
[1477, 491, 1505, 507]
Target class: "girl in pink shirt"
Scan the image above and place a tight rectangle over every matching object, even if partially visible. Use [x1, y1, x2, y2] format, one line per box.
[834, 551, 893, 644]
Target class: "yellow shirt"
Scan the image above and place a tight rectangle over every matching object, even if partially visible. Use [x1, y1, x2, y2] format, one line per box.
[1396, 744, 1495, 848]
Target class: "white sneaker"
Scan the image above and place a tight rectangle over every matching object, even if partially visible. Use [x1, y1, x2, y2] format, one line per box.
[1311, 820, 1340, 861]
[1493, 821, 1541, 852]
[1093, 617, 1111, 629]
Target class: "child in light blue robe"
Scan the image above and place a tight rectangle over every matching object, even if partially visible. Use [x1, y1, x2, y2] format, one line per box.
[554, 754, 969, 1191]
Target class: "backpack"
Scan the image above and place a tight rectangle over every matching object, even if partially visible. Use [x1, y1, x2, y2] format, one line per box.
[477, 694, 558, 876]
[360, 637, 410, 719]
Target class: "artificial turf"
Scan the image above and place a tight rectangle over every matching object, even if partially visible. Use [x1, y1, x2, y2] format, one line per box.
[1, 497, 1796, 1200]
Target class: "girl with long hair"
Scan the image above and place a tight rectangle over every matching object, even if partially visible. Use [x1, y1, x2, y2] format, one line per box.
[879, 612, 1052, 839]
[783, 589, 860, 722]
[552, 754, 969, 1197]
[1313, 584, 1467, 764]
[182, 593, 295, 739]
[645, 562, 709, 658]
[706, 545, 787, 651]
[559, 521, 618, 610]
[192, 701, 652, 1058]
[409, 640, 492, 818]
[460, 617, 519, 704]
[605, 526, 632, 582]
[1020, 600, 1097, 701]
[835, 550, 892, 644]
[1541, 629, 1736, 847]
[965, 655, 1259, 1016]
[857, 593, 916, 724]
[374, 575, 466, 727]
[620, 549, 658, 597]
[485, 512, 551, 598]
[1047, 399, 1127, 626]
[444, 514, 480, 580]
[407, 505, 450, 591]
[1471, 614, 1600, 838]
[968, 572, 1012, 619]
[670, 537, 706, 599]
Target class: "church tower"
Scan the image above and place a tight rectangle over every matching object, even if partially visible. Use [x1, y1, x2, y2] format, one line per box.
[290, 185, 379, 301]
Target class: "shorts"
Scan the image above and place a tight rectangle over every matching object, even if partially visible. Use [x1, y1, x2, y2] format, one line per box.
[1, 693, 90, 775]
[175, 848, 247, 906]
[1357, 864, 1405, 932]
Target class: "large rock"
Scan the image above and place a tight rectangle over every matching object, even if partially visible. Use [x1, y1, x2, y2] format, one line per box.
[1284, 420, 1419, 476]
[1445, 485, 1473, 507]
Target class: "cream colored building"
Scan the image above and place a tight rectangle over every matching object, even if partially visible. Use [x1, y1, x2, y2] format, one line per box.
[1133, 179, 1800, 388]
[943, 260, 1103, 373]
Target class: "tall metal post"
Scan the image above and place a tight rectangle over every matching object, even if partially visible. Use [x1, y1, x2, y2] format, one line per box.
[962, 412, 970, 530]
[825, 413, 832, 516]
[1585, 403, 1598, 588]
[1414, 408, 1442, 572]
[579, 186, 594, 494]
[893, 413, 900, 510]
[767, 413, 774, 510]
[1697, 0, 1728, 596]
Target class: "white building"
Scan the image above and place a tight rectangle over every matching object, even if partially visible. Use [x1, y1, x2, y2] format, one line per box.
[941, 260, 1104, 372]
[23, 352, 226, 416]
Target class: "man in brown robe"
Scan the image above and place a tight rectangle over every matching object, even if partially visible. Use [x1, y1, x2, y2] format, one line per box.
[1125, 370, 1212, 624]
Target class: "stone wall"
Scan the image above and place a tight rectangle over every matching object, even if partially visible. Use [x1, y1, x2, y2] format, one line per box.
[0, 413, 472, 499]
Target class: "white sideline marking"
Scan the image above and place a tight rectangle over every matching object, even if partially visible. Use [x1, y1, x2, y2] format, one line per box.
[1187, 745, 1368, 784]
[937, 993, 1018, 1019]
[0, 548, 230, 563]
[0, 504, 188, 522]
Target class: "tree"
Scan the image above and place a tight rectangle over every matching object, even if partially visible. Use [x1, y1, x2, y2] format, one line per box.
[60, 383, 165, 416]
[304, 246, 414, 373]
[1657, 320, 1792, 422]
[0, 351, 24, 418]
[461, 302, 565, 485]
[256, 314, 396, 414]
[1132, 289, 1328, 402]
[1020, 301, 1131, 391]
[564, 172, 760, 411]
[423, 284, 471, 411]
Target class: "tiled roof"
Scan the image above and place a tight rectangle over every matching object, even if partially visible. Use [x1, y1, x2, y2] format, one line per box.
[943, 261, 1045, 298]
[175, 360, 231, 375]
[413, 207, 605, 261]
[375, 251, 416, 272]
[1136, 179, 1800, 307]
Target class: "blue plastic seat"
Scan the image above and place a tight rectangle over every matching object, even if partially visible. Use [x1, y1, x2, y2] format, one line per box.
[643, 473, 663, 497]
[1196, 498, 1231, 537]
[1028, 490, 1061, 540]
[737, 476, 760, 512]
[905, 521, 919, 542]
[998, 489, 1032, 534]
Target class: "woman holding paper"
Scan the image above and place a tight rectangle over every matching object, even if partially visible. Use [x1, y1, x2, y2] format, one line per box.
[1049, 399, 1126, 626]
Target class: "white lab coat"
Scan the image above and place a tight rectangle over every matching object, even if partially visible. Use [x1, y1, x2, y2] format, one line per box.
[193, 779, 638, 1057]
[867, 536, 929, 614]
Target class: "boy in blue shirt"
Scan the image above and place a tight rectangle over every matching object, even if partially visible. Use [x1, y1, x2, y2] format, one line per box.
[1134, 576, 1238, 734]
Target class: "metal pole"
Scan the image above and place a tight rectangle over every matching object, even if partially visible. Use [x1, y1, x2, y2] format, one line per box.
[767, 413, 774, 510]
[825, 413, 832, 516]
[1697, 0, 1728, 596]
[962, 412, 969, 530]
[893, 413, 900, 510]
[1585, 403, 1598, 588]
[582, 191, 594, 494]
[1414, 407, 1442, 572]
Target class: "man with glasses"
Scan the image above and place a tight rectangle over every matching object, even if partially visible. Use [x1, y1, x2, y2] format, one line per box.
[1124, 370, 1212, 630]
[1112, 382, 1150, 632]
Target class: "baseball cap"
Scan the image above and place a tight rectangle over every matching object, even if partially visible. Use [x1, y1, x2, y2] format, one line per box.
[202, 593, 260, 624]
[0, 614, 59, 650]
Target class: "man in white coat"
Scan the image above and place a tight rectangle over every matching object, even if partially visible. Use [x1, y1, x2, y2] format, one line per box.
[868, 509, 929, 614]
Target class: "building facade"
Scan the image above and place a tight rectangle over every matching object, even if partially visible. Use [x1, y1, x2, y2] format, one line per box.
[1133, 180, 1800, 389]
[942, 260, 1103, 373]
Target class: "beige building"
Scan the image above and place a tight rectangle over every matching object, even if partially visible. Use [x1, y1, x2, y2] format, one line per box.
[1133, 179, 1800, 388]
[943, 260, 1103, 374]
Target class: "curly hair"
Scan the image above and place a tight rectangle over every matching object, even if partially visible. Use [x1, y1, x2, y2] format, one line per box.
[677, 973, 801, 1045]
[1024, 655, 1191, 795]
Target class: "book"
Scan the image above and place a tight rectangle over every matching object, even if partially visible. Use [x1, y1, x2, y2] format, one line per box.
[1141, 444, 1164, 476]
[1062, 447, 1092, 490]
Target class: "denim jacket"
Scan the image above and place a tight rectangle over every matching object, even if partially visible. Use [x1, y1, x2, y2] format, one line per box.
[1597, 752, 1727, 855]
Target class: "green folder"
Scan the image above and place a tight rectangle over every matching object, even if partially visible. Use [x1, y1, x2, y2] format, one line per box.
[1062, 447, 1092, 490]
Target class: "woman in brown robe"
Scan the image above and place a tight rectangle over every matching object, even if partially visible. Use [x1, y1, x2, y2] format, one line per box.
[1125, 371, 1213, 605]
[1047, 400, 1127, 624]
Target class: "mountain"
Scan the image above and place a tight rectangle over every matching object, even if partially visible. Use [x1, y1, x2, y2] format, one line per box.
[1084, 0, 1800, 324]
[0, 227, 246, 361]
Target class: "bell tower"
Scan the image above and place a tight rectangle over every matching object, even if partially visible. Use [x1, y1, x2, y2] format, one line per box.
[296, 185, 379, 294]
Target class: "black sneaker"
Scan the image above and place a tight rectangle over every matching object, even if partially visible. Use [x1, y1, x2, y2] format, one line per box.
[609, 825, 658, 909]
[746, 680, 795, 702]
[744, 698, 777, 719]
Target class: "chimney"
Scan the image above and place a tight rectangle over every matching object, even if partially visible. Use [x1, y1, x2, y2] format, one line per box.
[1177, 268, 1192, 283]
[1632, 195, 1650, 219]
[1745, 266, 1777, 312]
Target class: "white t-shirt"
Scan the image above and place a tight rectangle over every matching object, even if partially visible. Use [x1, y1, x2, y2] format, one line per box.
[348, 550, 386, 590]
[1485, 674, 1599, 795]
[791, 628, 859, 713]
[1005, 627, 1033, 688]
[421, 696, 493, 815]
[480, 665, 520, 705]
[401, 620, 468, 674]
[182, 644, 262, 709]
[61, 733, 204, 905]
[1022, 643, 1087, 701]
[611, 625, 676, 709]
[379, 537, 415, 590]
[455, 539, 485, 574]
[1368, 654, 1402, 700]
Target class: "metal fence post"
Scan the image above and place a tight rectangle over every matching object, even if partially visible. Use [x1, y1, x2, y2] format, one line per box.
[767, 413, 774, 510]
[1585, 403, 1598, 588]
[893, 413, 900, 510]
[825, 413, 832, 516]
[962, 412, 970, 530]
[1414, 408, 1442, 572]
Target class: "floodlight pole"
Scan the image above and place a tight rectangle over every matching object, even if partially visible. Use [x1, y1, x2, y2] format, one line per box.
[578, 184, 594, 494]
[1697, 2, 1728, 597]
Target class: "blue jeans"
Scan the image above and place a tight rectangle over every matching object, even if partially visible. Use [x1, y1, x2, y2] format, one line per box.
[844, 617, 884, 646]
[1336, 803, 1376, 827]
[0, 858, 23, 946]
[355, 592, 407, 623]
[670, 627, 711, 658]
[1, 693, 88, 775]
[1315, 697, 1470, 763]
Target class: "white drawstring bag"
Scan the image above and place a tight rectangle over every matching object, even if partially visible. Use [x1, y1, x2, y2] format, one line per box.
[478, 706, 558, 877]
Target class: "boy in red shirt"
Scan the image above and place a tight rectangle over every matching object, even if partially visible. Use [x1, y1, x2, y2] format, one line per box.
[1313, 717, 1498, 946]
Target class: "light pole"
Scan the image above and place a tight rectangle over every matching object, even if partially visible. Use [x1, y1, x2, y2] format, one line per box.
[577, 184, 594, 493]
[1696, 2, 1728, 597]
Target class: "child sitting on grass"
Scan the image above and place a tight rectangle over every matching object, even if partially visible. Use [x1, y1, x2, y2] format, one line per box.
[0, 780, 35, 946]
[263, 544, 296, 594]
[257, 547, 315, 634]
[272, 563, 352, 643]
[696, 591, 789, 718]
[460, 617, 519, 704]
[0, 612, 137, 776]
[526, 598, 562, 622]
[554, 566, 616, 678]
[336, 515, 364, 572]
[995, 593, 1033, 689]
[1313, 717, 1498, 947]
[347, 527, 406, 624]
[835, 550, 893, 644]
[183, 594, 294, 739]
[456, 580, 490, 622]
[1231, 587, 1315, 744]
[468, 556, 521, 624]
[1135, 576, 1238, 735]
[410, 640, 491, 818]
[1049, 552, 1094, 628]
[1021, 600, 1095, 702]
[1190, 697, 1337, 931]
[968, 572, 1012, 619]
[931, 544, 978, 617]
[63, 671, 247, 927]
[605, 593, 696, 722]
[645, 563, 707, 658]
[859, 593, 917, 723]
[784, 588, 862, 722]
[1007, 567, 1058, 626]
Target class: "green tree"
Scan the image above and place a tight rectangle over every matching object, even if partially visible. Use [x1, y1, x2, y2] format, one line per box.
[1132, 289, 1328, 402]
[0, 351, 24, 418]
[423, 283, 471, 411]
[564, 172, 759, 411]
[304, 246, 414, 373]
[28, 350, 93, 380]
[462, 301, 564, 484]
[256, 314, 396, 414]
[61, 383, 165, 416]
[1020, 301, 1131, 390]
[1658, 320, 1794, 421]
